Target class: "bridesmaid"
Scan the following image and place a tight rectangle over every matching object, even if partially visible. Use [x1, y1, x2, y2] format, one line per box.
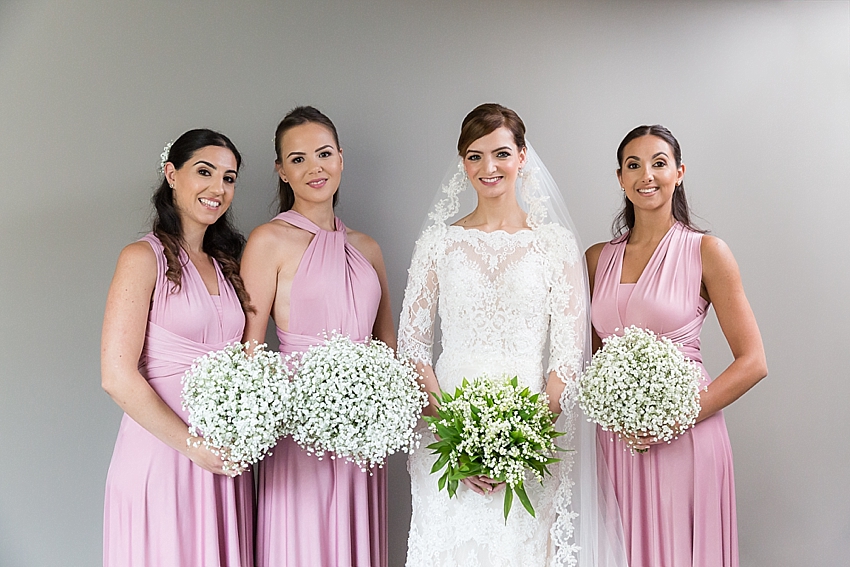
[586, 124, 768, 567]
[102, 129, 254, 566]
[241, 106, 394, 567]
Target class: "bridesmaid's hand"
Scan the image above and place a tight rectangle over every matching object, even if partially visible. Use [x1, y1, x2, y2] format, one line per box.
[461, 475, 506, 496]
[184, 436, 237, 476]
[620, 424, 685, 453]
[619, 431, 655, 453]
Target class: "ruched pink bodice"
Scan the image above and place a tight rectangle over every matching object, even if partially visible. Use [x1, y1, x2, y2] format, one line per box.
[592, 221, 709, 374]
[256, 210, 386, 567]
[104, 233, 253, 567]
[591, 222, 737, 567]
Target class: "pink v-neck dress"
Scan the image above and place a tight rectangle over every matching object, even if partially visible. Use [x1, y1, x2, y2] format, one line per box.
[591, 223, 738, 567]
[103, 233, 254, 567]
[255, 210, 387, 567]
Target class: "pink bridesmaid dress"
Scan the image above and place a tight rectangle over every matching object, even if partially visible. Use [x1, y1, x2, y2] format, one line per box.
[591, 222, 738, 567]
[103, 234, 254, 567]
[255, 210, 387, 567]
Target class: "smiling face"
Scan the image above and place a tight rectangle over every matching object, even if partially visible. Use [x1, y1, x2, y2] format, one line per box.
[463, 126, 527, 200]
[276, 121, 343, 207]
[617, 134, 685, 216]
[165, 145, 237, 230]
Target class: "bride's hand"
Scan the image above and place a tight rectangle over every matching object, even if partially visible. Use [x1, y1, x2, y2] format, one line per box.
[461, 475, 505, 495]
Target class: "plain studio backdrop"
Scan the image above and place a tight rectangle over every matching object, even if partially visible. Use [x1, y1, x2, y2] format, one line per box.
[0, 0, 847, 565]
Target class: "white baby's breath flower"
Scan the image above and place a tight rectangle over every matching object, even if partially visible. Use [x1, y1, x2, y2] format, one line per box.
[578, 326, 703, 453]
[182, 342, 289, 474]
[282, 333, 428, 472]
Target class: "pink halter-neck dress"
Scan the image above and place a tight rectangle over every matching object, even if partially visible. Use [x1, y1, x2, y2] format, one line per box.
[255, 210, 387, 567]
[103, 233, 254, 567]
[591, 223, 738, 567]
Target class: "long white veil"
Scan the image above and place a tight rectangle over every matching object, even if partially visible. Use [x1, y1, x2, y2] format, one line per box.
[418, 142, 628, 567]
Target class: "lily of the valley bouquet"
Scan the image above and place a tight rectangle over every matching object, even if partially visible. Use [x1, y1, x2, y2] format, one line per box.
[425, 375, 563, 520]
[281, 333, 428, 471]
[578, 326, 702, 454]
[182, 342, 289, 474]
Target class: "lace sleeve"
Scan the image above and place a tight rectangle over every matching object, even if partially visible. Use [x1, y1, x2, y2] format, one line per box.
[398, 231, 440, 366]
[543, 225, 589, 399]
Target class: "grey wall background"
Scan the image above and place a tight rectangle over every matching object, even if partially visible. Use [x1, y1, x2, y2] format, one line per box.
[1, 0, 848, 565]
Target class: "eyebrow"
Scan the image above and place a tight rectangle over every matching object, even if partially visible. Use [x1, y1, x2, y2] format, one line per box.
[285, 145, 335, 159]
[625, 152, 669, 162]
[465, 146, 513, 155]
[193, 160, 237, 176]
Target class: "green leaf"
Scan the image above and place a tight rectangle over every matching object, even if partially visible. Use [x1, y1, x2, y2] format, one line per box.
[437, 470, 449, 491]
[503, 485, 514, 522]
[430, 452, 450, 474]
[516, 483, 536, 518]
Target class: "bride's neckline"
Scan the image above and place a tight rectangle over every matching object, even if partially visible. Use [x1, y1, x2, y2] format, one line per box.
[448, 224, 532, 236]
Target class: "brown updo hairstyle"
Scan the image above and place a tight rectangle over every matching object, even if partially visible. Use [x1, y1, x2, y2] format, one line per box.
[457, 103, 526, 157]
[613, 124, 702, 236]
[153, 128, 253, 313]
[274, 106, 341, 213]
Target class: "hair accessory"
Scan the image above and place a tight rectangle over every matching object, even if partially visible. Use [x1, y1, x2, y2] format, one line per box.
[159, 141, 174, 174]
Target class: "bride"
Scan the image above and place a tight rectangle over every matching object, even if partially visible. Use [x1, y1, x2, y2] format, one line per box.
[398, 103, 627, 567]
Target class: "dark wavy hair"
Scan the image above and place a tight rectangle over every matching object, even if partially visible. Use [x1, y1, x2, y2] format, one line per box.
[457, 103, 526, 156]
[274, 106, 341, 213]
[152, 128, 253, 312]
[613, 124, 703, 236]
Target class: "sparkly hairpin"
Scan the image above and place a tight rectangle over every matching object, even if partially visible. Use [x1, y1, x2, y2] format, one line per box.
[159, 141, 174, 174]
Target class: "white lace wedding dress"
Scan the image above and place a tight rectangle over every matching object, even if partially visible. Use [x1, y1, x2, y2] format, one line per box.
[399, 221, 587, 567]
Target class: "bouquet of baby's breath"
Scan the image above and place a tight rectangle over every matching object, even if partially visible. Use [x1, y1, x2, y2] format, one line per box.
[182, 342, 289, 474]
[425, 375, 562, 520]
[281, 333, 428, 471]
[579, 326, 702, 454]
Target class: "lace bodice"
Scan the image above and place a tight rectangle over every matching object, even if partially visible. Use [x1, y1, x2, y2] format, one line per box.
[399, 223, 586, 395]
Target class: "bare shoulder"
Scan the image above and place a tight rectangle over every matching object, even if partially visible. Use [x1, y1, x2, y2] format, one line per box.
[109, 240, 157, 296]
[246, 219, 311, 259]
[585, 242, 607, 273]
[346, 227, 383, 264]
[700, 234, 739, 275]
[116, 240, 157, 275]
